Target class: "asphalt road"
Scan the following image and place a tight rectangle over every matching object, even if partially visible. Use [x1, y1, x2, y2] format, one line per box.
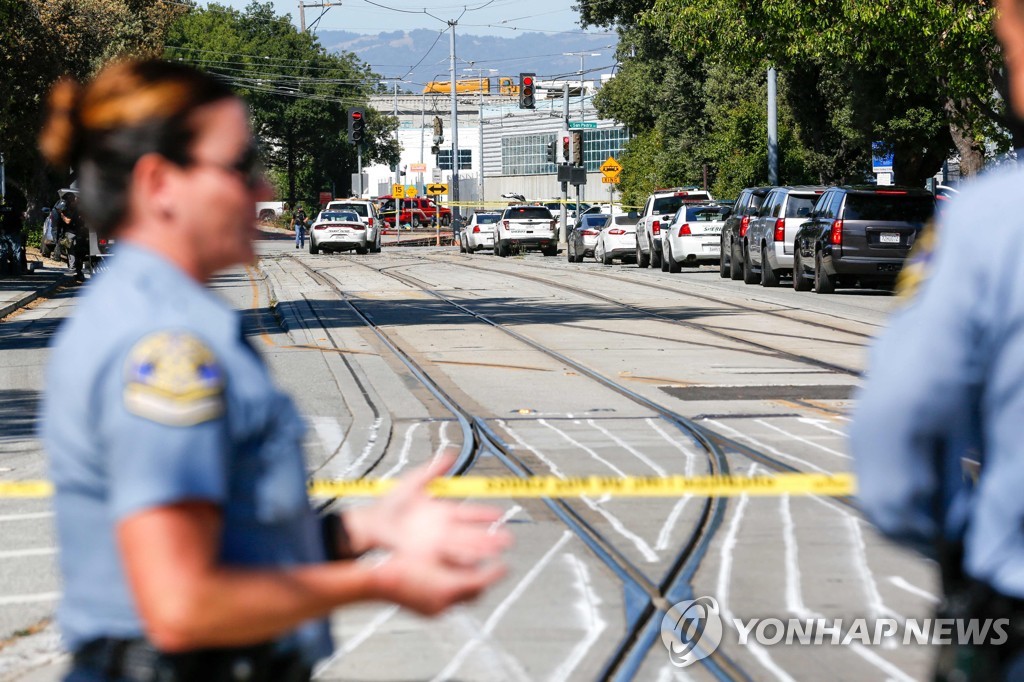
[0, 238, 936, 682]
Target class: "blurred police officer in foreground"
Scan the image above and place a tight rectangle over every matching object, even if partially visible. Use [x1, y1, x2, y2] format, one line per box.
[852, 1, 1024, 679]
[38, 59, 510, 682]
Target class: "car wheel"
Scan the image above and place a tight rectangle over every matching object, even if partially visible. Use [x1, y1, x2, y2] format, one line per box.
[567, 242, 575, 263]
[668, 244, 682, 273]
[442, 215, 451, 227]
[792, 249, 811, 291]
[650, 240, 663, 269]
[814, 250, 835, 294]
[309, 240, 319, 255]
[730, 241, 744, 280]
[601, 246, 613, 265]
[498, 240, 510, 258]
[411, 216, 421, 228]
[543, 245, 557, 257]
[743, 244, 759, 284]
[636, 243, 650, 269]
[660, 246, 670, 271]
[356, 246, 368, 255]
[760, 245, 779, 287]
[719, 236, 730, 278]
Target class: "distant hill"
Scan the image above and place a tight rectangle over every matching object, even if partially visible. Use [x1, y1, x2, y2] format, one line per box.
[316, 29, 618, 92]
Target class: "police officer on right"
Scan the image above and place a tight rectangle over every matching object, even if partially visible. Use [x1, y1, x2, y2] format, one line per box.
[852, 1, 1024, 679]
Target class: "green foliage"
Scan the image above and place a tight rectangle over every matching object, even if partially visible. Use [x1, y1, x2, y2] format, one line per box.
[165, 2, 398, 202]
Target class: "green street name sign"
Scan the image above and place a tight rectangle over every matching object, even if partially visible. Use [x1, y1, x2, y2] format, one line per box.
[568, 121, 597, 129]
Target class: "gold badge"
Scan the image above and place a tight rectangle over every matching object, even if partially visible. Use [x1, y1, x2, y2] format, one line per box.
[123, 332, 225, 426]
[896, 221, 937, 302]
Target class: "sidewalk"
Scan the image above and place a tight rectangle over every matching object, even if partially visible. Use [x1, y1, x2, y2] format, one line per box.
[0, 250, 73, 320]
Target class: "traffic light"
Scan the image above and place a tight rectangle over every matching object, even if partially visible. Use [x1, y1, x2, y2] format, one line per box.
[561, 130, 570, 163]
[347, 107, 365, 145]
[519, 73, 535, 109]
[571, 131, 583, 166]
[546, 140, 557, 164]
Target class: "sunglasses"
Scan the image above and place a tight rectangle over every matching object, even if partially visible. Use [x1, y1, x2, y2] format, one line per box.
[186, 141, 265, 189]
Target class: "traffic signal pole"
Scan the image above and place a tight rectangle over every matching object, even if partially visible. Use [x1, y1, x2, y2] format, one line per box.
[560, 83, 569, 245]
[449, 20, 460, 231]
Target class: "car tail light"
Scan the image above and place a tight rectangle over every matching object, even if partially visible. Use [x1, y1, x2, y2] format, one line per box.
[368, 218, 374, 226]
[314, 224, 326, 230]
[99, 239, 108, 246]
[652, 220, 661, 235]
[830, 219, 843, 245]
[674, 191, 689, 197]
[876, 190, 907, 195]
[740, 215, 750, 237]
[503, 221, 510, 229]
[472, 225, 480, 233]
[609, 228, 626, 235]
[774, 218, 785, 242]
[678, 223, 691, 236]
[550, 221, 556, 230]
[581, 229, 599, 236]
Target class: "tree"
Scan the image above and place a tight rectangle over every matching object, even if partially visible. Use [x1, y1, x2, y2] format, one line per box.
[165, 2, 399, 204]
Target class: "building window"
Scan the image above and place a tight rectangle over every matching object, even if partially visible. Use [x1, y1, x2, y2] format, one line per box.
[438, 149, 472, 170]
[500, 128, 629, 176]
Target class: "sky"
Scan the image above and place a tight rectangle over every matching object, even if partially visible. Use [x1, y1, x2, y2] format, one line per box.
[209, 0, 594, 36]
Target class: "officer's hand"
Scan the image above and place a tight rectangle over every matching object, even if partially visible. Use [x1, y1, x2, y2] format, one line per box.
[371, 549, 506, 616]
[346, 453, 513, 566]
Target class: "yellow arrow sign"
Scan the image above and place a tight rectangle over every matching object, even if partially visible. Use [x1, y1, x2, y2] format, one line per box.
[600, 156, 622, 178]
[426, 183, 449, 196]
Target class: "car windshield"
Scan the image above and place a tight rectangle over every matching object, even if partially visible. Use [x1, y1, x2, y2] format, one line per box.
[786, 195, 818, 219]
[843, 194, 934, 222]
[505, 207, 553, 220]
[685, 206, 727, 221]
[321, 211, 360, 222]
[474, 214, 500, 224]
[581, 215, 610, 229]
[328, 204, 368, 217]
[652, 196, 687, 215]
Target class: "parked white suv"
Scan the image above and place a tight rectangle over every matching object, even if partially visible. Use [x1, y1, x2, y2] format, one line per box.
[493, 205, 557, 257]
[635, 188, 713, 269]
[326, 200, 381, 252]
[742, 186, 825, 287]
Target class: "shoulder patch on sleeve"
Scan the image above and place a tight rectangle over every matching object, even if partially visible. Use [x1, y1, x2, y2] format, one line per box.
[896, 221, 937, 302]
[123, 331, 226, 427]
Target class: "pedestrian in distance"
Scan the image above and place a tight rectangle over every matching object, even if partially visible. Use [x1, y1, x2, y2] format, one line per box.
[291, 204, 306, 249]
[851, 1, 1024, 679]
[38, 58, 510, 682]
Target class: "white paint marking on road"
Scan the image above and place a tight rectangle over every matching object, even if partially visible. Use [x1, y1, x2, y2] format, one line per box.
[780, 494, 813, 620]
[716, 465, 796, 682]
[656, 665, 695, 681]
[888, 576, 940, 604]
[706, 420, 829, 474]
[547, 553, 607, 681]
[645, 418, 699, 551]
[311, 606, 400, 678]
[586, 419, 667, 476]
[0, 592, 60, 606]
[0, 547, 56, 559]
[380, 422, 422, 480]
[538, 419, 629, 478]
[797, 417, 847, 438]
[755, 419, 850, 459]
[846, 515, 903, 622]
[491, 504, 523, 534]
[501, 422, 659, 562]
[340, 417, 383, 477]
[311, 416, 345, 461]
[0, 512, 53, 522]
[433, 421, 451, 462]
[430, 531, 573, 682]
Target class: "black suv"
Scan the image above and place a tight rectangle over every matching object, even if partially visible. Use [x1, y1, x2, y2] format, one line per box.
[720, 186, 772, 280]
[792, 186, 935, 293]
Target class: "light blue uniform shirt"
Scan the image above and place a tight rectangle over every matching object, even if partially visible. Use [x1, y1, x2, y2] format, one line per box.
[42, 244, 332, 663]
[851, 165, 1024, 597]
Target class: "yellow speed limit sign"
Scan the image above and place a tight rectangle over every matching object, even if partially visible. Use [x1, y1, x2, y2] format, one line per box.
[392, 183, 405, 198]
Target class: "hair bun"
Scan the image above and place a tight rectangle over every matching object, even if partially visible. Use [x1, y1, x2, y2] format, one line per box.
[39, 78, 83, 168]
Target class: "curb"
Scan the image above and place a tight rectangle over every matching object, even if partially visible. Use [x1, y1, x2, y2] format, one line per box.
[0, 273, 72, 319]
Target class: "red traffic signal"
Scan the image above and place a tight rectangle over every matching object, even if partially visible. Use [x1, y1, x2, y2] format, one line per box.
[523, 76, 534, 87]
[348, 107, 366, 145]
[519, 72, 536, 109]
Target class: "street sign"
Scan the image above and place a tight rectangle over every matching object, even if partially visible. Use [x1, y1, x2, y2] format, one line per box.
[405, 185, 418, 198]
[392, 184, 405, 198]
[431, 168, 442, 182]
[602, 176, 620, 184]
[871, 141, 894, 172]
[426, 183, 448, 196]
[410, 163, 427, 173]
[569, 121, 597, 129]
[600, 156, 622, 179]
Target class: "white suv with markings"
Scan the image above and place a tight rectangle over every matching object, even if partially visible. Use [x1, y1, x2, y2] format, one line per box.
[635, 188, 714, 269]
[493, 205, 557, 257]
[326, 200, 381, 253]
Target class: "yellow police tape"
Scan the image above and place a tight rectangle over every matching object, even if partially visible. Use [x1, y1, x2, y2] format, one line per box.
[0, 474, 854, 499]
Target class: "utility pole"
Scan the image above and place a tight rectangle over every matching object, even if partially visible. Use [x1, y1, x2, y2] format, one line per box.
[563, 51, 600, 122]
[297, 1, 341, 32]
[561, 83, 569, 245]
[768, 67, 778, 185]
[0, 152, 5, 205]
[464, 66, 495, 211]
[449, 20, 461, 229]
[394, 81, 402, 228]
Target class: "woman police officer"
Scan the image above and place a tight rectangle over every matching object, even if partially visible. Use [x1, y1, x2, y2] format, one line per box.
[39, 59, 510, 682]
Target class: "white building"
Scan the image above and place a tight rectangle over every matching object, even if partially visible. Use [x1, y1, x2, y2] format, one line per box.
[363, 87, 629, 213]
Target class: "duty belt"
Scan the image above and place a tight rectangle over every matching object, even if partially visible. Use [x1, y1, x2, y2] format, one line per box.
[73, 638, 310, 682]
